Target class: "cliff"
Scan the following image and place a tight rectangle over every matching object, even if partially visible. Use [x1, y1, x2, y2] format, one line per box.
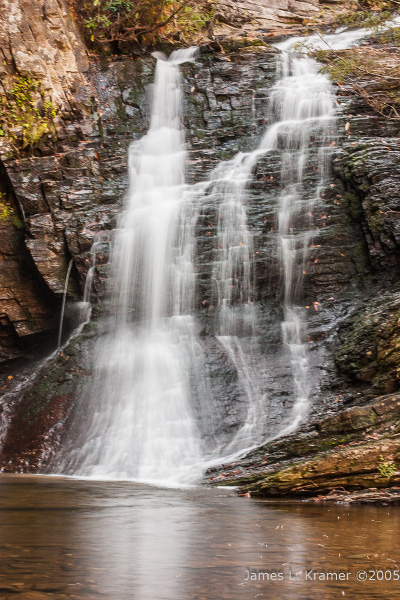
[0, 0, 400, 498]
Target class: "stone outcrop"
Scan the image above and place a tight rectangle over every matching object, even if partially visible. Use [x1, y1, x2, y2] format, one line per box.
[0, 0, 90, 117]
[0, 0, 93, 360]
[239, 436, 400, 496]
[215, 0, 320, 34]
[335, 293, 400, 394]
[338, 139, 400, 271]
[208, 394, 400, 496]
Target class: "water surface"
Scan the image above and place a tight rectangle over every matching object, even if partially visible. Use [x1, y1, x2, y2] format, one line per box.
[0, 475, 398, 599]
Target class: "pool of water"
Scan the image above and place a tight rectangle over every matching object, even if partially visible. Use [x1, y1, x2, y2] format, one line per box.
[0, 475, 398, 599]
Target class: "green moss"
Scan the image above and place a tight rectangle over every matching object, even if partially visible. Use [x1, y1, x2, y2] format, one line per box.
[0, 193, 23, 229]
[0, 203, 13, 222]
[12, 215, 24, 230]
[219, 149, 235, 160]
[115, 97, 128, 121]
[369, 211, 384, 235]
[1, 76, 58, 150]
[378, 458, 396, 479]
[194, 128, 206, 139]
[343, 192, 362, 220]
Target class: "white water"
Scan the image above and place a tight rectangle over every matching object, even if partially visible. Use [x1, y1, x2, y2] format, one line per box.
[51, 26, 374, 484]
[197, 42, 335, 455]
[265, 46, 335, 433]
[209, 151, 266, 452]
[57, 259, 74, 350]
[56, 48, 208, 485]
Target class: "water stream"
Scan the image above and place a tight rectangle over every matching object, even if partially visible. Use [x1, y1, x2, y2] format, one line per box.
[57, 259, 74, 350]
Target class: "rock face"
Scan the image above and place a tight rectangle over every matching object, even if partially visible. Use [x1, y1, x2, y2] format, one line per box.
[238, 435, 400, 496]
[335, 293, 400, 394]
[339, 139, 400, 271]
[208, 394, 400, 496]
[0, 218, 58, 362]
[1, 0, 400, 488]
[0, 0, 90, 114]
[215, 0, 320, 33]
[0, 0, 92, 361]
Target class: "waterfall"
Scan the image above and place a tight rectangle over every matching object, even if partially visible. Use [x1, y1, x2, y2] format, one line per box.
[207, 151, 267, 454]
[262, 46, 335, 434]
[55, 47, 208, 485]
[50, 28, 373, 484]
[200, 47, 334, 456]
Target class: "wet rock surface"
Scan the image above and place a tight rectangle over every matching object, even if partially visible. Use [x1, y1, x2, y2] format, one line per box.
[208, 393, 400, 496]
[0, 322, 96, 471]
[236, 434, 400, 497]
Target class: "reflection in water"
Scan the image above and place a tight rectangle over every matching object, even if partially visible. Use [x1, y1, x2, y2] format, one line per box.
[0, 476, 399, 599]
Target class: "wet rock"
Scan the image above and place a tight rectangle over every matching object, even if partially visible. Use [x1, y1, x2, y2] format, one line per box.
[309, 487, 400, 504]
[336, 139, 400, 270]
[25, 214, 71, 295]
[335, 292, 400, 394]
[0, 204, 58, 360]
[238, 437, 400, 496]
[208, 391, 400, 495]
[0, 321, 97, 472]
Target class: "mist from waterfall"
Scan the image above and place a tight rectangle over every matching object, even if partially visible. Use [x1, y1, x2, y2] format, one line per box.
[49, 28, 371, 485]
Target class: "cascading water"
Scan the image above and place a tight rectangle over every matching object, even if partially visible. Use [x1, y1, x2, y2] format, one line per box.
[263, 44, 335, 434]
[209, 153, 266, 453]
[57, 259, 74, 350]
[199, 46, 334, 453]
[54, 48, 208, 484]
[49, 28, 374, 485]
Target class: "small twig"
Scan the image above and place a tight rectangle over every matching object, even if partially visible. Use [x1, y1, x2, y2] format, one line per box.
[354, 84, 400, 120]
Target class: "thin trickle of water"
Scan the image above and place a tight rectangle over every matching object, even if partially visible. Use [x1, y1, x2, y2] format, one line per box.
[207, 150, 267, 453]
[83, 242, 101, 304]
[57, 259, 74, 350]
[0, 259, 93, 457]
